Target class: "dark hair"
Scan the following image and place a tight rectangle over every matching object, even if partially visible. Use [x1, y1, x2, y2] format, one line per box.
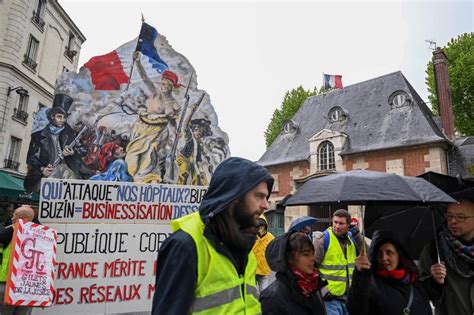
[47, 108, 67, 122]
[333, 209, 351, 224]
[286, 232, 314, 263]
[377, 241, 419, 274]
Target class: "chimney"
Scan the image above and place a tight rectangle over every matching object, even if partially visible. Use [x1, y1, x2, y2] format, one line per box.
[432, 47, 455, 140]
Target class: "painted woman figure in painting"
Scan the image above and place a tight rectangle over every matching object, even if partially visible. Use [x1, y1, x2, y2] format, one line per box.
[125, 52, 181, 183]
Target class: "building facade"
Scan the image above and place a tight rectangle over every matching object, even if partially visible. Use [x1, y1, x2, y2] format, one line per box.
[259, 58, 473, 232]
[0, 0, 85, 176]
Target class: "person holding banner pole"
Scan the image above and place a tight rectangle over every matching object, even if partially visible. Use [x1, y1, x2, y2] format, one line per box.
[0, 205, 35, 315]
[152, 157, 274, 314]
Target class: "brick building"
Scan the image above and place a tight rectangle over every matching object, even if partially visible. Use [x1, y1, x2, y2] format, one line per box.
[258, 49, 474, 235]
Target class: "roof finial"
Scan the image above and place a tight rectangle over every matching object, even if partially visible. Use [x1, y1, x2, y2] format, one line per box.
[425, 39, 437, 51]
[141, 13, 145, 23]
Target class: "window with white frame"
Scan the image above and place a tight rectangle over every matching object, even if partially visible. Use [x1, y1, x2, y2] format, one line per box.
[16, 93, 29, 112]
[31, 0, 46, 31]
[389, 91, 410, 108]
[24, 35, 39, 70]
[318, 141, 336, 171]
[328, 106, 347, 122]
[5, 137, 22, 170]
[281, 119, 297, 134]
[65, 33, 77, 59]
[13, 94, 29, 123]
[35, 0, 46, 17]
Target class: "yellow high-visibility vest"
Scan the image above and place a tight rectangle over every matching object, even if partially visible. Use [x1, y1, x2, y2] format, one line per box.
[319, 228, 356, 297]
[0, 242, 11, 282]
[171, 212, 261, 314]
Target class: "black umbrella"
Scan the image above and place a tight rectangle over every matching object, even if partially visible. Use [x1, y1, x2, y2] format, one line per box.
[452, 187, 474, 202]
[284, 170, 456, 206]
[364, 204, 446, 260]
[284, 170, 456, 259]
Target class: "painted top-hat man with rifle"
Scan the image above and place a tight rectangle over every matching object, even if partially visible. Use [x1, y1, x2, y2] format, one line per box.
[24, 93, 93, 192]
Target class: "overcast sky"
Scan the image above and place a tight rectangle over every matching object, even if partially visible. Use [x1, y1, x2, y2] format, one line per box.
[60, 0, 473, 161]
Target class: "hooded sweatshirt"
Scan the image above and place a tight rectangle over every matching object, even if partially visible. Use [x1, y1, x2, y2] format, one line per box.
[152, 157, 273, 315]
[260, 232, 327, 315]
[346, 230, 432, 315]
[252, 216, 275, 276]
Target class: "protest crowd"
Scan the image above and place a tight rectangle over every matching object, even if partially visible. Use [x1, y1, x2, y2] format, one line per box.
[0, 157, 471, 315]
[150, 157, 474, 315]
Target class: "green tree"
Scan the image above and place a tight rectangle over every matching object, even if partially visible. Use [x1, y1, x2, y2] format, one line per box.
[264, 85, 318, 147]
[425, 32, 474, 135]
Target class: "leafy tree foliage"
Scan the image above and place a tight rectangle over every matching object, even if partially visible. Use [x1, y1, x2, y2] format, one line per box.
[264, 86, 319, 147]
[425, 32, 474, 135]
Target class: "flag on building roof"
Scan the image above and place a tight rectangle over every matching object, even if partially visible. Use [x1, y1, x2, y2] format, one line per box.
[83, 22, 168, 90]
[323, 73, 343, 89]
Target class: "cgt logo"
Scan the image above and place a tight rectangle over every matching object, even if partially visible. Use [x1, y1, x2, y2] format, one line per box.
[21, 237, 46, 275]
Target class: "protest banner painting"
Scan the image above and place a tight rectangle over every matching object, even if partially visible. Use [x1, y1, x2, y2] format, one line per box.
[4, 219, 57, 308]
[32, 178, 206, 314]
[23, 18, 225, 314]
[23, 21, 230, 194]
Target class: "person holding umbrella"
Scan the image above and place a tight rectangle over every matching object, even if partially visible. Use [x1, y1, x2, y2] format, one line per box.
[260, 231, 327, 314]
[346, 230, 432, 315]
[419, 188, 474, 315]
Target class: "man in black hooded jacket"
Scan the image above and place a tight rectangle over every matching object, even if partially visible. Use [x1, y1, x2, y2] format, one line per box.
[152, 157, 273, 314]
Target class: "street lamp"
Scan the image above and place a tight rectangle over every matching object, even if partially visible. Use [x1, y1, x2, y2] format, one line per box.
[7, 86, 29, 97]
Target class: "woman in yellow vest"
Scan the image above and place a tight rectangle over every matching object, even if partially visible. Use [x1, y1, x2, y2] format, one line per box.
[260, 231, 327, 314]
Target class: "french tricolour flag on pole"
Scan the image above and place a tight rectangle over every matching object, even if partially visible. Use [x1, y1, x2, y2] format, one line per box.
[323, 73, 343, 89]
[83, 23, 168, 90]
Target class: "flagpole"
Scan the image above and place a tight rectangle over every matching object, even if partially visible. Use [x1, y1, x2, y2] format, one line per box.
[125, 16, 146, 91]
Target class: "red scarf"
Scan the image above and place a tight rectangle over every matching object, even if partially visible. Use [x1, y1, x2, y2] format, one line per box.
[376, 269, 416, 284]
[289, 264, 319, 298]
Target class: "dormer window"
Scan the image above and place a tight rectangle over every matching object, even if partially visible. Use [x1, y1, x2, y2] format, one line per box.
[328, 106, 347, 122]
[281, 119, 297, 134]
[389, 91, 410, 108]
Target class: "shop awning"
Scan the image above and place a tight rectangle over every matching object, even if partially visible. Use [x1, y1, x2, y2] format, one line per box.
[0, 171, 39, 202]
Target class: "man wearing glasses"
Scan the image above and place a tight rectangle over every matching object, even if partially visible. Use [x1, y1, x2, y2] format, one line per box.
[419, 188, 474, 315]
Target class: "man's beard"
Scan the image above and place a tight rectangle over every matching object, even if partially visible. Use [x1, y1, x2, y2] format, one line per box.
[233, 199, 258, 232]
[206, 198, 258, 251]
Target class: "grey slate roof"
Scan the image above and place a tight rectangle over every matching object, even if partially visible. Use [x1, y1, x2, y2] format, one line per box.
[258, 71, 448, 167]
[448, 137, 474, 179]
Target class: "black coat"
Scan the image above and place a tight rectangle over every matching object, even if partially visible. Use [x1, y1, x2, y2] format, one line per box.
[419, 237, 473, 315]
[346, 230, 432, 315]
[260, 232, 326, 315]
[260, 271, 326, 315]
[347, 269, 432, 315]
[24, 123, 93, 192]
